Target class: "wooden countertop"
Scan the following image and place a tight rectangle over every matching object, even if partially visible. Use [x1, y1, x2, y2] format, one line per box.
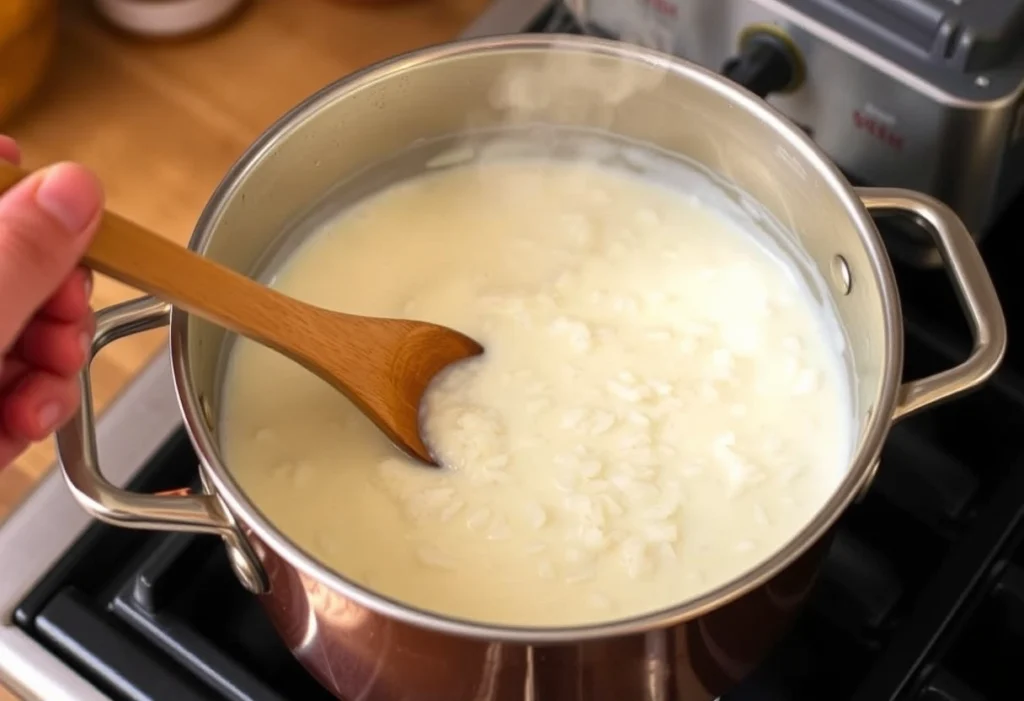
[0, 0, 485, 694]
[0, 0, 486, 514]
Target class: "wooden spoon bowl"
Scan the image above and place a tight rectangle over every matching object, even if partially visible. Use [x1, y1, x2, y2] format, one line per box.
[0, 161, 484, 465]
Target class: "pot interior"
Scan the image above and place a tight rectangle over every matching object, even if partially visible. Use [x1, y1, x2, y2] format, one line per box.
[175, 36, 898, 626]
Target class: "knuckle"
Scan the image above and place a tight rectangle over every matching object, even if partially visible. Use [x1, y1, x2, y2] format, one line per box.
[0, 214, 61, 278]
[0, 213, 70, 347]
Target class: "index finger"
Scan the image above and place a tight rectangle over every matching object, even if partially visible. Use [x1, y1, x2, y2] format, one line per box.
[39, 267, 93, 322]
[0, 136, 21, 165]
[0, 163, 103, 348]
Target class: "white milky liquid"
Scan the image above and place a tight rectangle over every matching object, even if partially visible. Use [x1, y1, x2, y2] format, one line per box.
[220, 156, 853, 627]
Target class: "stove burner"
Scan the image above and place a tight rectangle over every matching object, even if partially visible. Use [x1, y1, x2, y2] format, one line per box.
[8, 3, 1024, 700]
[13, 433, 335, 701]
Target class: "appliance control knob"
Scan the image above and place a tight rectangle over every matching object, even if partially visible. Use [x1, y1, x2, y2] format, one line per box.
[722, 28, 804, 98]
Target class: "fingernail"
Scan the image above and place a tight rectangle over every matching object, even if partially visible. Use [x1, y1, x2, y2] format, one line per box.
[83, 271, 93, 299]
[80, 330, 91, 360]
[36, 401, 62, 433]
[35, 163, 102, 235]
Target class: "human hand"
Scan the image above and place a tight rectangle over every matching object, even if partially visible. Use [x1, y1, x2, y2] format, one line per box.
[0, 136, 103, 468]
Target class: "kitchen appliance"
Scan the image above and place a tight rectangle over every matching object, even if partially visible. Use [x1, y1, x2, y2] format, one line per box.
[559, 0, 1024, 267]
[0, 2, 1020, 700]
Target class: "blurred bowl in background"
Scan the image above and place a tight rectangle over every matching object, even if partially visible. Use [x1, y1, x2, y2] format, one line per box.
[94, 0, 250, 39]
[0, 0, 57, 126]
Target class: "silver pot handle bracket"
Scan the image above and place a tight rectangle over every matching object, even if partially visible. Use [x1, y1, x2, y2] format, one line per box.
[55, 295, 269, 594]
[856, 188, 1008, 420]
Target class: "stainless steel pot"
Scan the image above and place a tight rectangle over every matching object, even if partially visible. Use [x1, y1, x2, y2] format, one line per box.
[57, 35, 1007, 701]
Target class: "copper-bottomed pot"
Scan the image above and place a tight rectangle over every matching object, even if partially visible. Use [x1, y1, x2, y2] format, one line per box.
[57, 35, 1007, 700]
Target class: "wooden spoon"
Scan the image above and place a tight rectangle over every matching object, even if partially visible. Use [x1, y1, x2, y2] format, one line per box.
[0, 162, 483, 466]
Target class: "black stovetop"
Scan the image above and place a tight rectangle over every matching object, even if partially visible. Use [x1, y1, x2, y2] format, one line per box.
[13, 5, 1024, 701]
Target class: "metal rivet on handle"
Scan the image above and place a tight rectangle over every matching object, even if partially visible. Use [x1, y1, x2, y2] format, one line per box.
[199, 392, 215, 432]
[831, 255, 852, 295]
[200, 466, 270, 595]
[227, 543, 267, 595]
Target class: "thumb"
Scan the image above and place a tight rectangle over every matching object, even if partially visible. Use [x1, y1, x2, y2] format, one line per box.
[0, 163, 102, 349]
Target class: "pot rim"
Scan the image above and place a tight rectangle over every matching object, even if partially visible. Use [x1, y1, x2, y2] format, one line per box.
[170, 33, 902, 643]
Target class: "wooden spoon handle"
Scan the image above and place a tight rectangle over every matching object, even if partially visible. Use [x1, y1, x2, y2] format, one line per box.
[87, 210, 308, 345]
[0, 161, 318, 358]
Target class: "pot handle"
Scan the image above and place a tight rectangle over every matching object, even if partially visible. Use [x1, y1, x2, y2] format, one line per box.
[54, 295, 269, 594]
[856, 188, 1007, 420]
